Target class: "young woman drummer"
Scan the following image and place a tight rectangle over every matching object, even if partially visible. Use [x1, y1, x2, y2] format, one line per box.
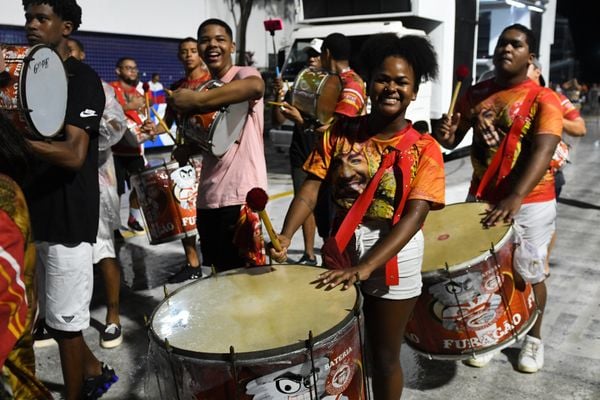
[271, 33, 445, 399]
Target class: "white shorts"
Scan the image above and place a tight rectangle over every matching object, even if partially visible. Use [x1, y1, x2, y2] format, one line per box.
[92, 214, 116, 264]
[513, 200, 556, 284]
[36, 242, 93, 332]
[353, 220, 423, 300]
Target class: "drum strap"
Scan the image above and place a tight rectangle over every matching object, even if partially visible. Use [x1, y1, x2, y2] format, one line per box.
[323, 128, 420, 285]
[475, 86, 543, 202]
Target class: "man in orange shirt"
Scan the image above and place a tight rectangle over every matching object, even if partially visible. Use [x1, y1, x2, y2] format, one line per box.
[435, 24, 563, 373]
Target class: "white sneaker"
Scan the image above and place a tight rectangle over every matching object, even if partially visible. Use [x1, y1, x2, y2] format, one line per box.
[518, 335, 544, 373]
[463, 351, 495, 368]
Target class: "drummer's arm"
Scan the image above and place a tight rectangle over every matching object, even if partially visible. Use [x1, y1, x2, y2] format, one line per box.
[27, 124, 90, 171]
[170, 76, 264, 114]
[270, 176, 321, 261]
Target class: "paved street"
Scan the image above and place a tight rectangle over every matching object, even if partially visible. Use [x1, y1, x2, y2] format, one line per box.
[34, 115, 600, 399]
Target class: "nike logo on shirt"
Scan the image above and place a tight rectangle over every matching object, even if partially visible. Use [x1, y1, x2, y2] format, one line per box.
[80, 109, 98, 118]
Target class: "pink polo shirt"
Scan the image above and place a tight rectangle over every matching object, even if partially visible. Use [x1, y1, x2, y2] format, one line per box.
[197, 66, 268, 209]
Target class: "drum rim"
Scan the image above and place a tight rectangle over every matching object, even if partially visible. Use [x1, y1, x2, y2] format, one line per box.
[422, 202, 514, 277]
[148, 266, 362, 362]
[19, 43, 67, 139]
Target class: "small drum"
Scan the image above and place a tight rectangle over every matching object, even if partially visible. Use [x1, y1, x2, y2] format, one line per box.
[131, 156, 202, 244]
[405, 202, 538, 359]
[291, 67, 342, 125]
[182, 80, 248, 158]
[146, 265, 366, 399]
[0, 44, 68, 139]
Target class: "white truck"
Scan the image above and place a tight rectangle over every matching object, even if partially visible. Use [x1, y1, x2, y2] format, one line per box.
[270, 0, 476, 158]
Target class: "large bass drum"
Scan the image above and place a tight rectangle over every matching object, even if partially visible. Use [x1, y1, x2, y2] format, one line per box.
[405, 202, 539, 359]
[146, 265, 366, 399]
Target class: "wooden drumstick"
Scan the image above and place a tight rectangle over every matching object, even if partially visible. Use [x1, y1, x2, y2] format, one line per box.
[448, 65, 470, 116]
[150, 107, 177, 143]
[246, 187, 282, 251]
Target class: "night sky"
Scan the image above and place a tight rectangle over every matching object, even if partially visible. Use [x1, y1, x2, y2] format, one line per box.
[556, 0, 598, 83]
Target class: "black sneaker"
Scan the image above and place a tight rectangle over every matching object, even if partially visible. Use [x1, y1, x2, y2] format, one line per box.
[82, 362, 118, 400]
[168, 264, 203, 283]
[297, 254, 318, 266]
[127, 216, 145, 233]
[33, 319, 57, 348]
[100, 323, 123, 349]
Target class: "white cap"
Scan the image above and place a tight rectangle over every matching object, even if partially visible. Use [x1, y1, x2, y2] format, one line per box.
[304, 38, 323, 54]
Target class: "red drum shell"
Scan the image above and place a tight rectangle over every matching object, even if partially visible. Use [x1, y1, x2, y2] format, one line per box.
[146, 265, 366, 399]
[131, 157, 201, 244]
[405, 202, 538, 359]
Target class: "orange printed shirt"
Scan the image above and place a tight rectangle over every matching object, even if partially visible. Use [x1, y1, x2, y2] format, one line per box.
[457, 79, 563, 203]
[334, 69, 367, 117]
[0, 175, 31, 367]
[558, 92, 580, 121]
[304, 116, 445, 220]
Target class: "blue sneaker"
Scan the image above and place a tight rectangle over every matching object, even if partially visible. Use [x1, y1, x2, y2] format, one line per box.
[82, 362, 118, 399]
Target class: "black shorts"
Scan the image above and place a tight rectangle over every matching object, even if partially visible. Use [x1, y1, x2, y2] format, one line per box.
[113, 155, 145, 195]
[197, 205, 245, 272]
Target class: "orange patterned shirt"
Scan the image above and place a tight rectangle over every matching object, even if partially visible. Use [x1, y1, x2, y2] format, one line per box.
[457, 78, 563, 203]
[304, 116, 445, 220]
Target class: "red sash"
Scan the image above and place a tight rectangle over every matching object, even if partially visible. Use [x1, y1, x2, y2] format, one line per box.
[322, 128, 420, 285]
[476, 86, 543, 202]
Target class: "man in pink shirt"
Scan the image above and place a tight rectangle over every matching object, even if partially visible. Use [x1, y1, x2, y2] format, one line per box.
[169, 18, 267, 272]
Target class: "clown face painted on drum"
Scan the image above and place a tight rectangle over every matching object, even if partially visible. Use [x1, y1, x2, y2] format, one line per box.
[428, 272, 504, 332]
[245, 357, 348, 399]
[170, 165, 197, 210]
[198, 24, 235, 78]
[24, 4, 71, 48]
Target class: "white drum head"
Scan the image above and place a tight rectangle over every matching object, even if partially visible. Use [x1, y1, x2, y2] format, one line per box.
[23, 45, 68, 138]
[150, 265, 357, 355]
[210, 101, 248, 157]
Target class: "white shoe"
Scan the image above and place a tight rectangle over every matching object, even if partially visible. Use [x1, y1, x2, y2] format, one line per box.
[518, 335, 544, 373]
[463, 351, 495, 368]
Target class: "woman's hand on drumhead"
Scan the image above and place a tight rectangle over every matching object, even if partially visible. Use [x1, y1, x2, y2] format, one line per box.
[315, 268, 363, 291]
[269, 234, 290, 264]
[481, 194, 522, 227]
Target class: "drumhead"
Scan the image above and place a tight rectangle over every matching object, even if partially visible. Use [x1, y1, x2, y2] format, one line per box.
[210, 101, 248, 157]
[291, 68, 342, 124]
[150, 265, 358, 359]
[22, 45, 68, 138]
[422, 202, 512, 274]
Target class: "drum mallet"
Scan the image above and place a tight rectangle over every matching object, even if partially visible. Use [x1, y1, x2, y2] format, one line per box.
[246, 187, 282, 251]
[263, 18, 283, 75]
[142, 81, 151, 118]
[448, 64, 470, 116]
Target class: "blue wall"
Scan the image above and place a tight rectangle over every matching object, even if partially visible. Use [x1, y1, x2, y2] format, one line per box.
[1, 25, 184, 87]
